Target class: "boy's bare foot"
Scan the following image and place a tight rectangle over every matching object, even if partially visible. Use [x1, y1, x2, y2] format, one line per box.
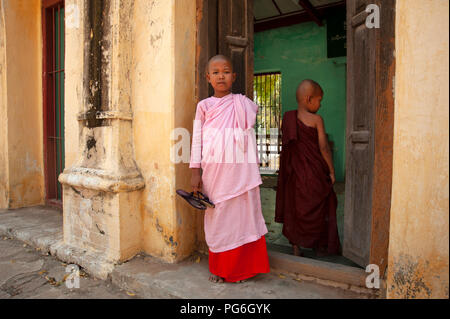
[235, 279, 247, 283]
[209, 274, 224, 283]
[293, 245, 304, 257]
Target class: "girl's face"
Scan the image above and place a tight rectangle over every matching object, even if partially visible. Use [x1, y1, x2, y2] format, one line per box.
[206, 59, 236, 97]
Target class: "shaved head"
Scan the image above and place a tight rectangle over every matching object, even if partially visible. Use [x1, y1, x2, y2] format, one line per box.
[296, 79, 323, 103]
[206, 55, 233, 73]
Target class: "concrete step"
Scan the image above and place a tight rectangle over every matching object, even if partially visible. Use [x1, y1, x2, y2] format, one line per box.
[0, 206, 377, 299]
[109, 253, 373, 299]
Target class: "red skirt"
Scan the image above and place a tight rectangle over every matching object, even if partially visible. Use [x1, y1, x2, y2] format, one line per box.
[208, 236, 270, 282]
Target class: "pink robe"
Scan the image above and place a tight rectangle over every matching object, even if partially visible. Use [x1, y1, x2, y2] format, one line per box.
[190, 93, 268, 253]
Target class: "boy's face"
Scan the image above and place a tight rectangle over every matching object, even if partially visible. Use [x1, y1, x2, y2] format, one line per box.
[206, 59, 236, 95]
[307, 90, 323, 113]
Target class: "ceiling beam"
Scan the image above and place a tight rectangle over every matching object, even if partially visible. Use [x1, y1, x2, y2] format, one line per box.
[298, 0, 324, 26]
[255, 1, 345, 33]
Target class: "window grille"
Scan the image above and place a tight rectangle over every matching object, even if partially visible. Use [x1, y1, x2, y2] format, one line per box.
[43, 1, 65, 203]
[253, 72, 282, 174]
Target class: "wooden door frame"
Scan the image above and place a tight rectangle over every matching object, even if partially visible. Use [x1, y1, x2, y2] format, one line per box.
[195, 0, 395, 278]
[344, 0, 395, 276]
[366, 0, 395, 277]
[42, 0, 65, 208]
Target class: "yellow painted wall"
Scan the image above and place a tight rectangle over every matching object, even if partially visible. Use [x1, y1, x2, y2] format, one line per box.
[64, 0, 82, 170]
[387, 0, 449, 298]
[174, 0, 201, 258]
[0, 1, 8, 209]
[132, 0, 198, 261]
[0, 0, 44, 208]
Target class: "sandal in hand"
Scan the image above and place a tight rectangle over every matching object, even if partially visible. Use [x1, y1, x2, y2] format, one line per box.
[176, 189, 206, 210]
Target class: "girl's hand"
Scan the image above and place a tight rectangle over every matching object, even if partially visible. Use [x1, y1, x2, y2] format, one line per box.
[191, 169, 202, 193]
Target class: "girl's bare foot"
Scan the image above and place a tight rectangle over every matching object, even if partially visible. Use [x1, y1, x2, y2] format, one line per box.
[209, 274, 224, 283]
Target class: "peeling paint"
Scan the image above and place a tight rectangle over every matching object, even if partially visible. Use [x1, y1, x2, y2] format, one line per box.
[155, 218, 163, 233]
[86, 136, 96, 151]
[391, 255, 432, 298]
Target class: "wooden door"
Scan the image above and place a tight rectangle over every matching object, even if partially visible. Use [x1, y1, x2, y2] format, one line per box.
[196, 0, 218, 100]
[217, 0, 254, 98]
[197, 0, 253, 99]
[344, 0, 395, 275]
[217, 0, 253, 98]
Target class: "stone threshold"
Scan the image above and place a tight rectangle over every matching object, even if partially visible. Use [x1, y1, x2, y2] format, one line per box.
[267, 249, 384, 297]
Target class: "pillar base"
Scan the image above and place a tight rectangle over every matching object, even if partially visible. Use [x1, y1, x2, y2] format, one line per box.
[50, 241, 116, 280]
[59, 168, 145, 263]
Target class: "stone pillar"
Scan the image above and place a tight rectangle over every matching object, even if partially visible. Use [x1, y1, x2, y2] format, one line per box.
[58, 0, 144, 277]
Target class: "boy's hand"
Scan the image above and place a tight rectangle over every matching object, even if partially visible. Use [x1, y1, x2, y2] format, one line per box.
[191, 169, 202, 193]
[330, 172, 336, 185]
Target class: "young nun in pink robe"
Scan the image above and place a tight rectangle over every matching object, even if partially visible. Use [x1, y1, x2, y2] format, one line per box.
[190, 55, 270, 283]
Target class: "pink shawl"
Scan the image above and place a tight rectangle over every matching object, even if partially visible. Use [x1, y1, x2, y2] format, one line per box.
[190, 93, 262, 204]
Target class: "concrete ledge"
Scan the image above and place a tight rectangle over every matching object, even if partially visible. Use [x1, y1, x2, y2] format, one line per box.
[0, 206, 116, 280]
[0, 206, 63, 254]
[268, 250, 367, 288]
[0, 206, 377, 298]
[110, 257, 185, 298]
[50, 241, 116, 281]
[0, 206, 369, 288]
[109, 253, 373, 299]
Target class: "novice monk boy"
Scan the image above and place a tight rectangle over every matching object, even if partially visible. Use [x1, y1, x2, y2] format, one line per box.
[275, 79, 341, 257]
[190, 55, 270, 283]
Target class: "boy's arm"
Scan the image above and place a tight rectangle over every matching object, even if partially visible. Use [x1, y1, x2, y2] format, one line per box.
[316, 115, 335, 184]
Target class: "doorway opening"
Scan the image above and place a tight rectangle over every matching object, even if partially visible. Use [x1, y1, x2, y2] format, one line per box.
[196, 0, 394, 277]
[252, 0, 357, 267]
[42, 0, 65, 208]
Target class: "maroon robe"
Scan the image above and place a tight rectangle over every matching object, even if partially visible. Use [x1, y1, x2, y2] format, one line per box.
[275, 110, 341, 254]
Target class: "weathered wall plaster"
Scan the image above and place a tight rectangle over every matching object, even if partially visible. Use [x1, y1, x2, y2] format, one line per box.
[387, 0, 449, 299]
[174, 0, 202, 257]
[64, 0, 82, 169]
[0, 0, 44, 209]
[0, 0, 9, 209]
[132, 0, 198, 261]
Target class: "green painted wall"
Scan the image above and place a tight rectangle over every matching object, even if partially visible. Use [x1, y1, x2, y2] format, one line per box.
[254, 21, 346, 182]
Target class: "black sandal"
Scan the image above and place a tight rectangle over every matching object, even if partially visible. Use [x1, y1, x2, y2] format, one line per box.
[176, 189, 207, 210]
[195, 192, 215, 208]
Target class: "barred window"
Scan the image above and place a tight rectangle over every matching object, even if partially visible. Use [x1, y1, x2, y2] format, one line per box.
[253, 72, 282, 174]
